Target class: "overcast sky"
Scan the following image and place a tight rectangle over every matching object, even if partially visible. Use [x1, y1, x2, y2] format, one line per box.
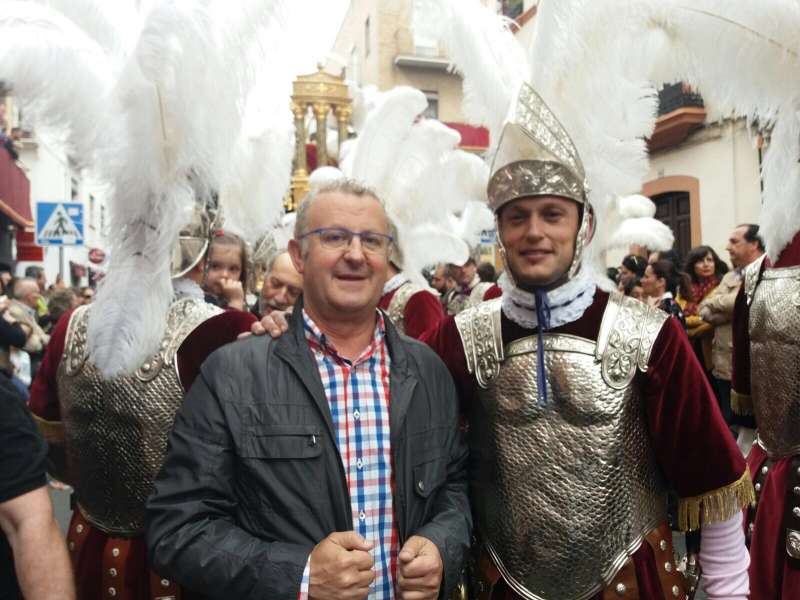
[293, 0, 351, 75]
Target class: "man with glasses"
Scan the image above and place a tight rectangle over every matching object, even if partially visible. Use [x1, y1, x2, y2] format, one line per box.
[146, 179, 471, 600]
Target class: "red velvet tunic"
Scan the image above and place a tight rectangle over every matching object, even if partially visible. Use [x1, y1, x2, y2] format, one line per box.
[731, 230, 800, 599]
[28, 306, 256, 600]
[421, 288, 748, 599]
[378, 286, 445, 340]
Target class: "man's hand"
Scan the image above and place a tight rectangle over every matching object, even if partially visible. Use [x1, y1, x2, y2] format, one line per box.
[251, 309, 290, 337]
[308, 531, 375, 600]
[397, 535, 443, 600]
[220, 278, 245, 311]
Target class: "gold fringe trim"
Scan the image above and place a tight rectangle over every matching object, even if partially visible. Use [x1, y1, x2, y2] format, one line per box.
[678, 469, 755, 532]
[31, 414, 65, 444]
[731, 390, 754, 416]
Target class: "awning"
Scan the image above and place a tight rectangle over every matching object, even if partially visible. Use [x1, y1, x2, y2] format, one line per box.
[443, 122, 490, 151]
[0, 148, 32, 228]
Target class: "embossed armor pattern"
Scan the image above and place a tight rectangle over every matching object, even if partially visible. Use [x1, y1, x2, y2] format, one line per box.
[57, 299, 222, 535]
[749, 266, 800, 458]
[744, 254, 767, 306]
[458, 293, 669, 600]
[386, 282, 434, 336]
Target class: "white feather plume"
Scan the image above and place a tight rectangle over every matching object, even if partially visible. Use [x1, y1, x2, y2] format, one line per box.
[308, 166, 346, 190]
[609, 218, 674, 253]
[426, 0, 529, 143]
[398, 224, 470, 288]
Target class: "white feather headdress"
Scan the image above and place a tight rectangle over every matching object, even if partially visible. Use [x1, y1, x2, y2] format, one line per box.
[0, 0, 298, 376]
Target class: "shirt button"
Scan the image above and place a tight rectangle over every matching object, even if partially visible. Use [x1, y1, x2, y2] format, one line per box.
[359, 511, 366, 521]
[356, 458, 363, 469]
[353, 410, 361, 420]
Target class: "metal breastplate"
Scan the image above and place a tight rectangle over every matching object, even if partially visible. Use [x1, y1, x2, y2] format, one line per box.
[456, 294, 668, 600]
[749, 265, 800, 458]
[386, 282, 431, 335]
[56, 298, 222, 535]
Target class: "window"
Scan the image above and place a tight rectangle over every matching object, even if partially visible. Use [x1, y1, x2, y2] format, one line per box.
[500, 0, 524, 19]
[412, 0, 439, 57]
[89, 195, 96, 231]
[364, 17, 370, 58]
[423, 91, 439, 119]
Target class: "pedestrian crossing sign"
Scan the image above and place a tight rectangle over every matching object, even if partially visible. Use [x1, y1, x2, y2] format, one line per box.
[36, 202, 84, 246]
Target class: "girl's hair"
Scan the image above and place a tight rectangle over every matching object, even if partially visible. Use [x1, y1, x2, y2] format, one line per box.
[209, 231, 249, 287]
[621, 254, 647, 278]
[622, 275, 642, 296]
[684, 245, 728, 284]
[650, 259, 692, 300]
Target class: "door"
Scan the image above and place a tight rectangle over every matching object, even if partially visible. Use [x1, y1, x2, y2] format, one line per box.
[651, 191, 692, 261]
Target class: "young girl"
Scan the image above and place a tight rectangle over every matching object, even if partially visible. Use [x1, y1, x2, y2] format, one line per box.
[204, 232, 249, 311]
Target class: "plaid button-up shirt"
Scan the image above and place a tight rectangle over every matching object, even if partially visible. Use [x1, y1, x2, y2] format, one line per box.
[298, 310, 398, 599]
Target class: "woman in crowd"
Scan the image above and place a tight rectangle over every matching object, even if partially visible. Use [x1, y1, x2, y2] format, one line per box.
[617, 254, 647, 288]
[204, 231, 250, 311]
[622, 275, 645, 301]
[683, 245, 728, 374]
[640, 259, 691, 330]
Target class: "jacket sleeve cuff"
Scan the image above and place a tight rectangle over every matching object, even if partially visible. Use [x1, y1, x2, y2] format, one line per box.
[731, 390, 753, 416]
[412, 523, 462, 598]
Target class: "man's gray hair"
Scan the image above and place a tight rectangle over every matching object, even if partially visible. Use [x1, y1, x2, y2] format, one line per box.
[294, 179, 387, 241]
[13, 278, 38, 300]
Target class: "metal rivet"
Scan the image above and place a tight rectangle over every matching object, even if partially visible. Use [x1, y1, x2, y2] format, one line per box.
[75, 524, 84, 534]
[793, 507, 800, 518]
[664, 562, 673, 573]
[659, 540, 667, 551]
[68, 541, 75, 551]
[108, 588, 116, 597]
[109, 568, 117, 577]
[672, 585, 680, 597]
[796, 466, 800, 476]
[761, 465, 769, 475]
[794, 486, 800, 496]
[142, 362, 151, 372]
[111, 548, 120, 558]
[418, 480, 425, 492]
[755, 483, 762, 492]
[749, 522, 755, 532]
[161, 579, 170, 587]
[615, 582, 626, 596]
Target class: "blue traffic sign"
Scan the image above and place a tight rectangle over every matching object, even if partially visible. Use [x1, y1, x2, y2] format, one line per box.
[36, 202, 84, 246]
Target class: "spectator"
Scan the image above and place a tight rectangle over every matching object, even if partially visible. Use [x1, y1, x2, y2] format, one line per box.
[23, 266, 48, 320]
[146, 181, 471, 600]
[699, 224, 765, 425]
[641, 260, 691, 330]
[204, 231, 248, 311]
[622, 275, 645, 301]
[8, 278, 50, 380]
[648, 248, 683, 267]
[429, 263, 453, 298]
[46, 288, 78, 329]
[618, 254, 647, 286]
[0, 376, 76, 600]
[476, 261, 497, 283]
[0, 295, 29, 399]
[255, 251, 302, 318]
[77, 286, 94, 305]
[0, 263, 12, 290]
[2, 127, 21, 161]
[683, 246, 729, 376]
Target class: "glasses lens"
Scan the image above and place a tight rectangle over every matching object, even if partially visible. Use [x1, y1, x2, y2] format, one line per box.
[360, 233, 387, 253]
[319, 229, 350, 248]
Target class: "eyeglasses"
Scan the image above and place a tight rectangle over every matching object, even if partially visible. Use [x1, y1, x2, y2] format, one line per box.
[299, 227, 393, 254]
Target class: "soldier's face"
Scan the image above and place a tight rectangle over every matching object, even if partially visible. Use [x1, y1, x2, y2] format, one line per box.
[498, 196, 582, 291]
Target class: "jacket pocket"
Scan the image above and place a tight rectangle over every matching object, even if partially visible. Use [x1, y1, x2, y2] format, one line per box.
[239, 425, 323, 460]
[412, 453, 448, 499]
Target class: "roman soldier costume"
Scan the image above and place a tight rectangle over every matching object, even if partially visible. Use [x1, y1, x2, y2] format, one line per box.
[8, 2, 299, 598]
[419, 2, 754, 598]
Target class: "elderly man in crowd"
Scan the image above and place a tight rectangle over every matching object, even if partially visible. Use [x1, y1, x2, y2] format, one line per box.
[146, 179, 471, 600]
[256, 250, 303, 318]
[8, 278, 50, 379]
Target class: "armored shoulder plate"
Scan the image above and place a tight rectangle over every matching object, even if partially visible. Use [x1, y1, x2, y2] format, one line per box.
[596, 292, 669, 390]
[455, 298, 504, 388]
[467, 281, 494, 308]
[744, 254, 767, 305]
[386, 282, 433, 335]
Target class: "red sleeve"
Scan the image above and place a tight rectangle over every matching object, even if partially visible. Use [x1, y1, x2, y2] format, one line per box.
[642, 316, 746, 499]
[29, 307, 75, 421]
[176, 310, 257, 391]
[730, 285, 750, 399]
[419, 315, 470, 385]
[774, 229, 800, 267]
[483, 284, 501, 301]
[402, 291, 445, 340]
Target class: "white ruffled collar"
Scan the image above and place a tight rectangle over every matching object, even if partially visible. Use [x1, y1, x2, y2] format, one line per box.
[172, 277, 205, 301]
[499, 269, 596, 330]
[383, 272, 409, 296]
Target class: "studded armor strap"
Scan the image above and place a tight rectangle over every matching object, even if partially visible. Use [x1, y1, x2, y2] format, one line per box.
[454, 298, 504, 388]
[744, 254, 767, 306]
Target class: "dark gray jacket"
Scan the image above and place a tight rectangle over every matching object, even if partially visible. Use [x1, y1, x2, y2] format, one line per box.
[145, 304, 471, 599]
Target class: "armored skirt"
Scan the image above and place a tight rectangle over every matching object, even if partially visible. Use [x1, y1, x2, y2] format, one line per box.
[29, 301, 256, 600]
[422, 289, 751, 600]
[732, 231, 800, 599]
